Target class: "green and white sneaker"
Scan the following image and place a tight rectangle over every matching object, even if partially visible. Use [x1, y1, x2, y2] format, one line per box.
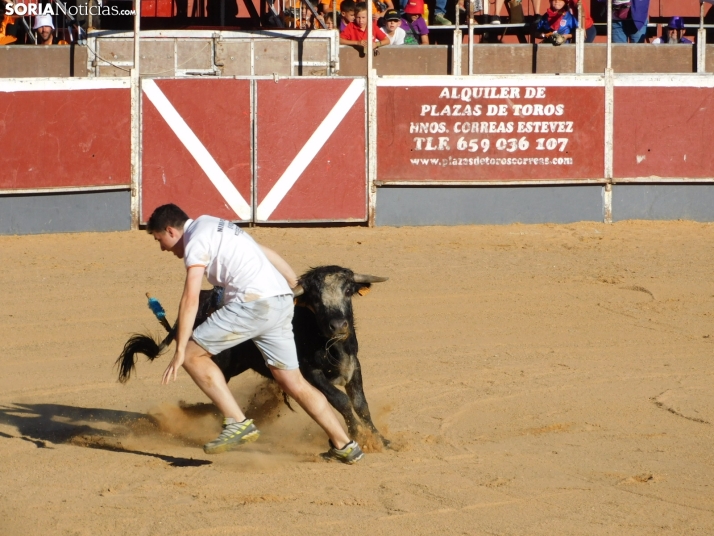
[433, 13, 452, 25]
[203, 418, 260, 454]
[320, 440, 364, 464]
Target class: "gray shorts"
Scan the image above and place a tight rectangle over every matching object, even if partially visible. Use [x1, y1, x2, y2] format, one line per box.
[192, 294, 298, 370]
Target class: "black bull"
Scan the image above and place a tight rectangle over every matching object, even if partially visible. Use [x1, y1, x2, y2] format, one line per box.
[116, 266, 390, 447]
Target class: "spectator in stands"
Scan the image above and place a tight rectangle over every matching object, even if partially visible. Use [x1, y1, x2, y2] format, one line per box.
[0, 1, 18, 45]
[382, 8, 406, 43]
[567, 0, 596, 42]
[535, 0, 577, 44]
[299, 3, 314, 28]
[312, 3, 329, 28]
[0, 13, 18, 45]
[464, 0, 484, 23]
[324, 11, 337, 28]
[490, 0, 508, 24]
[340, 1, 390, 52]
[611, 0, 649, 43]
[34, 14, 58, 45]
[320, 0, 337, 13]
[652, 16, 692, 44]
[340, 0, 356, 30]
[370, 0, 394, 21]
[433, 0, 451, 24]
[401, 0, 429, 44]
[398, 0, 451, 24]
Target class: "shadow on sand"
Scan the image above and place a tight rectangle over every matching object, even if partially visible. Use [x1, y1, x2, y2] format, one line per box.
[0, 403, 212, 467]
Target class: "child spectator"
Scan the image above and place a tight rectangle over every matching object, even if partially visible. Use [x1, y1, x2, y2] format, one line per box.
[535, 0, 577, 44]
[382, 9, 406, 44]
[566, 0, 595, 42]
[401, 0, 429, 45]
[340, 0, 356, 31]
[312, 3, 328, 28]
[340, 1, 390, 51]
[300, 3, 314, 28]
[652, 16, 693, 44]
[324, 11, 337, 28]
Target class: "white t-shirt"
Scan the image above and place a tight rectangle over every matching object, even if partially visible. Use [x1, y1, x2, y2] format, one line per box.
[183, 216, 291, 304]
[385, 27, 406, 45]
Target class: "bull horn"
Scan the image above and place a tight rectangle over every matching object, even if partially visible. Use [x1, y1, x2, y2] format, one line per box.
[292, 284, 305, 297]
[353, 274, 389, 283]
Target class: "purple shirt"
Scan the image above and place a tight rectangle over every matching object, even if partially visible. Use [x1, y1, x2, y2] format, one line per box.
[599, 0, 649, 30]
[400, 16, 429, 37]
[629, 0, 650, 30]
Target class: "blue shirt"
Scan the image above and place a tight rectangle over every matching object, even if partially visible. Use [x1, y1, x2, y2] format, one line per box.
[536, 11, 578, 42]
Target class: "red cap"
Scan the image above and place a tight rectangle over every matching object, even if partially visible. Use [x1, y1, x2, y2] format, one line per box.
[404, 0, 423, 15]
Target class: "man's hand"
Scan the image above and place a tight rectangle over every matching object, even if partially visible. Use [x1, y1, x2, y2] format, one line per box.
[162, 349, 185, 384]
[165, 265, 203, 385]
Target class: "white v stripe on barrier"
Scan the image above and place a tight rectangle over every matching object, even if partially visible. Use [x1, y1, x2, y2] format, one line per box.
[256, 79, 365, 221]
[142, 79, 251, 220]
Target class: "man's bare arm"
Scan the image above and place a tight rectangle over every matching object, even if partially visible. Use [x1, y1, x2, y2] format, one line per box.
[259, 244, 298, 289]
[162, 265, 205, 384]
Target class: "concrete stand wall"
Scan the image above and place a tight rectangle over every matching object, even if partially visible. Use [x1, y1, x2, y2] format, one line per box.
[375, 185, 604, 226]
[0, 190, 131, 235]
[613, 184, 714, 222]
[376, 184, 714, 226]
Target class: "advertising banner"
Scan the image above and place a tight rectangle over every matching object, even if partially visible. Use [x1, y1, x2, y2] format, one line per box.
[377, 79, 605, 182]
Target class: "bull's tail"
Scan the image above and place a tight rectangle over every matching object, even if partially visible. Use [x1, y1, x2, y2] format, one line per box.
[115, 329, 175, 383]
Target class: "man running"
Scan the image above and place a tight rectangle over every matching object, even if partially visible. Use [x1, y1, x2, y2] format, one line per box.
[147, 203, 363, 464]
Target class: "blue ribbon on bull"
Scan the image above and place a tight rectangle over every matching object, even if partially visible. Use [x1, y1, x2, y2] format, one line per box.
[146, 293, 172, 332]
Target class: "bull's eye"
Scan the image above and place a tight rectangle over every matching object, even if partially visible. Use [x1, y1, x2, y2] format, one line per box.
[345, 288, 353, 297]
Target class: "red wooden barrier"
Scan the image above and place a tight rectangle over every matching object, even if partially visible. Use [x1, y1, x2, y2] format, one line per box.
[141, 78, 252, 222]
[254, 78, 367, 222]
[0, 80, 130, 191]
[613, 85, 714, 179]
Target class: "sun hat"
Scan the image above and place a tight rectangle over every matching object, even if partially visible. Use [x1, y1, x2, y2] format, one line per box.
[33, 14, 55, 30]
[403, 0, 423, 15]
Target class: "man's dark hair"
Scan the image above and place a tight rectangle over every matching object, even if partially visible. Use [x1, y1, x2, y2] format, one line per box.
[146, 204, 189, 233]
[340, 0, 355, 12]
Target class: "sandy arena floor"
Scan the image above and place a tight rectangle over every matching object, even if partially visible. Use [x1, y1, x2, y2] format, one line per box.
[1, 221, 714, 535]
